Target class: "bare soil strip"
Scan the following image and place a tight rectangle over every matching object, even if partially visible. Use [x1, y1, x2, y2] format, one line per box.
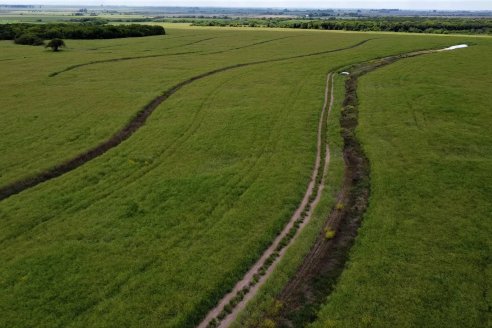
[0, 39, 371, 201]
[267, 47, 451, 327]
[197, 73, 335, 328]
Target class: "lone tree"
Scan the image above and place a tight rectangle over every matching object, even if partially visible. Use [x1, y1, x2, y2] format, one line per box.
[46, 38, 65, 52]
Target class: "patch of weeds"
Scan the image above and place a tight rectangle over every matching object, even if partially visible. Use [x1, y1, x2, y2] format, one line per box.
[324, 228, 336, 240]
[335, 202, 344, 210]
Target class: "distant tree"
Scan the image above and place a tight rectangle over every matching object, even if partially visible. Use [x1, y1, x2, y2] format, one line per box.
[46, 38, 65, 51]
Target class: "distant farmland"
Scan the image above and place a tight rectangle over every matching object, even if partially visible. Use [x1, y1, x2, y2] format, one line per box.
[0, 23, 490, 328]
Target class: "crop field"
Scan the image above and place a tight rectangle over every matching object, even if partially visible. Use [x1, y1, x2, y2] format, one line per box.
[0, 23, 490, 328]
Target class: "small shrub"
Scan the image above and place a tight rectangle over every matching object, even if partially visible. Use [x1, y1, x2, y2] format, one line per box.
[252, 274, 259, 284]
[14, 33, 44, 46]
[261, 319, 276, 328]
[266, 300, 284, 317]
[325, 228, 336, 240]
[230, 297, 239, 307]
[224, 303, 233, 314]
[207, 318, 219, 328]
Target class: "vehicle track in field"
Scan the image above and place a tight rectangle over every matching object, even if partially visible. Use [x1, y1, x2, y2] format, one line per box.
[0, 39, 371, 201]
[197, 72, 334, 328]
[84, 34, 195, 51]
[49, 36, 218, 77]
[48, 35, 295, 77]
[267, 46, 461, 327]
[206, 35, 295, 54]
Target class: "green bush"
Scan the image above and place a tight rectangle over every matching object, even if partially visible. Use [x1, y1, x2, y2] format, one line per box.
[14, 33, 44, 46]
[2, 23, 166, 47]
[46, 38, 66, 52]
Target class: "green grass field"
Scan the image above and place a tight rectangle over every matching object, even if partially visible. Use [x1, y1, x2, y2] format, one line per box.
[311, 37, 491, 328]
[0, 23, 490, 327]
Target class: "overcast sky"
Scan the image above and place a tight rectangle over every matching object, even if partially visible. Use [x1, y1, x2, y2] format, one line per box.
[7, 1, 492, 10]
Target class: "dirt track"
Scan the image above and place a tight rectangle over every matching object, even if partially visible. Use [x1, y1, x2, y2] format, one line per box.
[197, 73, 335, 328]
[0, 39, 371, 201]
[268, 46, 456, 327]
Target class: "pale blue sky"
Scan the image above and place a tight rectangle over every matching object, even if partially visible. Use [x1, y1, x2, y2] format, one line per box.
[7, 1, 492, 10]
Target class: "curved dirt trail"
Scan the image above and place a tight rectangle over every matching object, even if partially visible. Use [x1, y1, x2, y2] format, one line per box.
[197, 73, 335, 328]
[267, 45, 467, 326]
[0, 39, 371, 201]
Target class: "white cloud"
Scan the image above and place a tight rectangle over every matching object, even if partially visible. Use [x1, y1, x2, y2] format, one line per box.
[6, 0, 492, 10]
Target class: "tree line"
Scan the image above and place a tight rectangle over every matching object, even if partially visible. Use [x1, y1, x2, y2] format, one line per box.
[0, 22, 165, 46]
[189, 17, 492, 35]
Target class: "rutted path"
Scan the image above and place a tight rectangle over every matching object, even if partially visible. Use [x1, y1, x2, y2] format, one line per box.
[265, 45, 469, 327]
[197, 73, 335, 328]
[0, 39, 371, 201]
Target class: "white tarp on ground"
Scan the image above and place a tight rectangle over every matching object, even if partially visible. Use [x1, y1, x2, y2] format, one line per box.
[441, 44, 468, 51]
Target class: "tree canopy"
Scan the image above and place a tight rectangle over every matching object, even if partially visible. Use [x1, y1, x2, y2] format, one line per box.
[0, 23, 165, 46]
[46, 38, 65, 51]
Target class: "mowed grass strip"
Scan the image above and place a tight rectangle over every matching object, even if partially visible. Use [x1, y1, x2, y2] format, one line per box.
[311, 40, 492, 328]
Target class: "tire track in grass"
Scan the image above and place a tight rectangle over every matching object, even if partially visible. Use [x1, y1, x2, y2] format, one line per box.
[49, 36, 218, 77]
[83, 34, 195, 51]
[200, 45, 461, 328]
[197, 73, 334, 328]
[0, 69, 305, 245]
[0, 39, 372, 201]
[49, 51, 201, 77]
[268, 46, 462, 327]
[48, 35, 295, 77]
[206, 36, 296, 55]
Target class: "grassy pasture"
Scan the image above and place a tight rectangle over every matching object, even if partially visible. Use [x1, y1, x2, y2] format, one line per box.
[0, 28, 460, 186]
[312, 39, 492, 327]
[0, 25, 488, 327]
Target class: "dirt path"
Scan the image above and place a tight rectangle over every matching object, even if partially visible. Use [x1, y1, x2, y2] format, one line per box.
[197, 73, 335, 328]
[267, 45, 466, 327]
[0, 39, 371, 201]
